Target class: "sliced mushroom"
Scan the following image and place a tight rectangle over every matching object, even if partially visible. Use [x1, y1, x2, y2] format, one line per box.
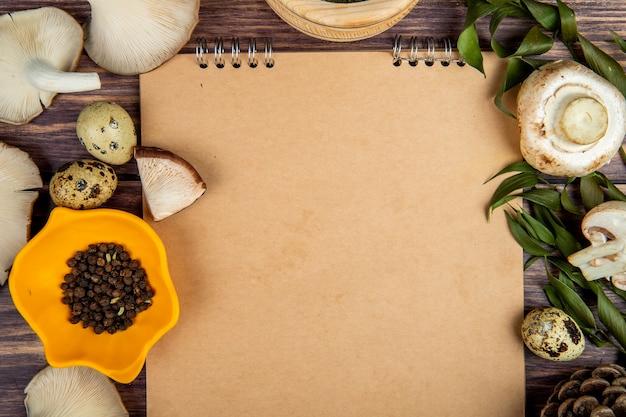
[24, 366, 128, 417]
[134, 146, 206, 221]
[517, 60, 626, 177]
[568, 201, 626, 289]
[0, 142, 42, 285]
[83, 0, 200, 75]
[0, 7, 101, 125]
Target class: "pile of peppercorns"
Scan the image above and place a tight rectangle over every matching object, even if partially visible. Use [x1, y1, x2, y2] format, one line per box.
[61, 242, 154, 334]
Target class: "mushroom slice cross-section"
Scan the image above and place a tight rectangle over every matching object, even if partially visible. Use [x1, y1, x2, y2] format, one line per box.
[517, 60, 626, 177]
[0, 142, 42, 285]
[0, 7, 101, 125]
[83, 0, 200, 75]
[24, 366, 128, 417]
[134, 146, 207, 221]
[568, 201, 626, 290]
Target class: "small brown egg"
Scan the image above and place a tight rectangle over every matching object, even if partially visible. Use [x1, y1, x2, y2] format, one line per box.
[76, 101, 137, 165]
[49, 159, 117, 209]
[521, 307, 585, 361]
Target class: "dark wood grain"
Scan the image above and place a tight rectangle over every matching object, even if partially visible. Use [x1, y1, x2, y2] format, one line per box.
[1, 1, 625, 416]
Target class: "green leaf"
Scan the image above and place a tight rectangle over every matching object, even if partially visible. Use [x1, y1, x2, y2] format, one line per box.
[547, 256, 589, 290]
[494, 57, 548, 116]
[560, 180, 583, 215]
[511, 26, 554, 57]
[518, 188, 562, 211]
[557, 0, 578, 44]
[458, 0, 499, 75]
[533, 204, 581, 256]
[524, 255, 542, 270]
[609, 29, 626, 54]
[610, 285, 626, 304]
[543, 284, 566, 311]
[591, 283, 626, 351]
[458, 24, 485, 75]
[580, 175, 605, 210]
[579, 34, 626, 98]
[591, 172, 626, 202]
[488, 171, 540, 210]
[489, 4, 534, 57]
[485, 160, 537, 183]
[505, 211, 554, 256]
[552, 222, 581, 257]
[521, 0, 559, 31]
[547, 271, 597, 329]
[518, 208, 556, 245]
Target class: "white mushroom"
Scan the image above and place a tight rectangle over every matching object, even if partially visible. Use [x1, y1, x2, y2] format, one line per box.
[568, 201, 626, 290]
[134, 146, 206, 221]
[83, 0, 200, 75]
[517, 60, 626, 177]
[0, 7, 101, 125]
[24, 366, 128, 417]
[0, 142, 42, 285]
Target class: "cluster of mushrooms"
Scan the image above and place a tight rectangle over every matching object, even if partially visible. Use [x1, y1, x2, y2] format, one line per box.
[0, 2, 205, 415]
[0, 0, 200, 125]
[517, 59, 626, 292]
[3, 0, 626, 412]
[517, 60, 626, 363]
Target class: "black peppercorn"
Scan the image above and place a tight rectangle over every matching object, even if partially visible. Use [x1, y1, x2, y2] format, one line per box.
[61, 241, 154, 334]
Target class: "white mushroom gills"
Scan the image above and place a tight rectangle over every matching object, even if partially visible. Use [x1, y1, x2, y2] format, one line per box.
[134, 146, 206, 221]
[24, 366, 128, 417]
[0, 142, 42, 285]
[83, 0, 200, 75]
[569, 201, 626, 290]
[0, 7, 101, 124]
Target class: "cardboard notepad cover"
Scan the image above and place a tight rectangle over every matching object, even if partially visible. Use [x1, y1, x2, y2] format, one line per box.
[139, 51, 525, 416]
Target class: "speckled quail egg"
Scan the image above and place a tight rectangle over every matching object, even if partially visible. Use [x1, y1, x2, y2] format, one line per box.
[521, 307, 585, 361]
[49, 159, 117, 209]
[76, 102, 137, 165]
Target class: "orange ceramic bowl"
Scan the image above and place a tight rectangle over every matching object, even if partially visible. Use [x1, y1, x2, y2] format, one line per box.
[9, 207, 179, 383]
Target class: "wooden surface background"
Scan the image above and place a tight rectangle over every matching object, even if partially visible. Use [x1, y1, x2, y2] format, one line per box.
[1, 1, 625, 416]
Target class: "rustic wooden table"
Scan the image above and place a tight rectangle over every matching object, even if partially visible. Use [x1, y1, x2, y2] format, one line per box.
[1, 1, 625, 416]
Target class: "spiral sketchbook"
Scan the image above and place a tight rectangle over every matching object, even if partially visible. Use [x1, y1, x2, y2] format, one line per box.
[139, 38, 525, 417]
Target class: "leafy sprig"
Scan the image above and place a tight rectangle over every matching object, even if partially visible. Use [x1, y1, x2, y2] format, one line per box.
[458, 0, 626, 115]
[469, 0, 626, 353]
[488, 161, 626, 353]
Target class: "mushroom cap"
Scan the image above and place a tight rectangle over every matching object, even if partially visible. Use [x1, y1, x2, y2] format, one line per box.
[84, 0, 200, 75]
[0, 142, 42, 285]
[24, 366, 128, 417]
[517, 60, 626, 177]
[134, 146, 206, 221]
[0, 7, 100, 125]
[580, 200, 626, 245]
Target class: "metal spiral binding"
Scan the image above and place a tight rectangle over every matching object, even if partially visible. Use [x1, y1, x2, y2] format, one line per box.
[392, 35, 465, 67]
[195, 37, 274, 69]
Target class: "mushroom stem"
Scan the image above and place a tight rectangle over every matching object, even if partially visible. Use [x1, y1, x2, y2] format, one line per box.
[568, 239, 626, 281]
[559, 97, 608, 145]
[26, 60, 101, 93]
